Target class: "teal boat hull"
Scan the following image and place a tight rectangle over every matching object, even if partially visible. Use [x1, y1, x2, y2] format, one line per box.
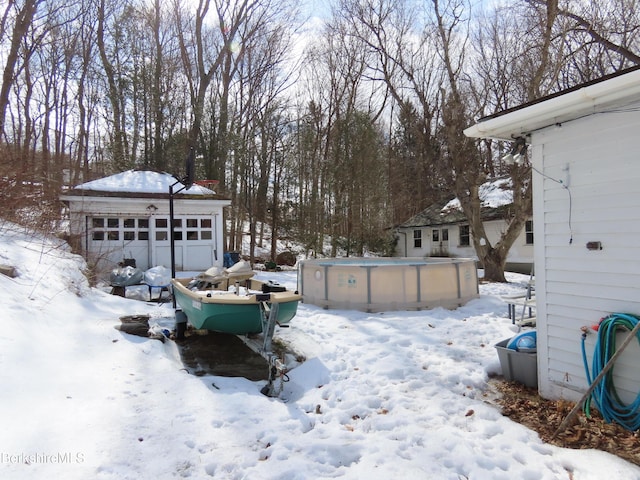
[172, 278, 300, 335]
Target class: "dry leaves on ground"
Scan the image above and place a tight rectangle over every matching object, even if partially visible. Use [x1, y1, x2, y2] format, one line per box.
[490, 379, 640, 467]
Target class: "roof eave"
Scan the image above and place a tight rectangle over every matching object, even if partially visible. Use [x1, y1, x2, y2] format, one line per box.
[60, 190, 231, 202]
[464, 67, 640, 141]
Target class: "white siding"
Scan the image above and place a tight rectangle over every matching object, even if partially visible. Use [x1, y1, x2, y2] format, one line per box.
[534, 102, 640, 402]
[65, 196, 227, 275]
[482, 219, 533, 265]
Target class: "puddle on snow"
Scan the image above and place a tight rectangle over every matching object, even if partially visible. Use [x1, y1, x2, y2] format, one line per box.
[176, 331, 269, 381]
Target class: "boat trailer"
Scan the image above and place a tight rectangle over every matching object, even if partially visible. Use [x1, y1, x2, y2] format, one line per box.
[237, 300, 289, 398]
[174, 298, 289, 398]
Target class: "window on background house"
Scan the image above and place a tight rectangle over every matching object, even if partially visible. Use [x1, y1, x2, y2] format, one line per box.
[525, 220, 534, 245]
[459, 225, 470, 246]
[413, 230, 422, 248]
[432, 229, 439, 242]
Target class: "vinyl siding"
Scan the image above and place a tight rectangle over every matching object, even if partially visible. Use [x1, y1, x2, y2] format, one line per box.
[534, 102, 640, 402]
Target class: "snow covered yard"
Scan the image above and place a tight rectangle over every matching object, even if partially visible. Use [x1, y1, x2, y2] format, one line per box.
[1, 223, 639, 479]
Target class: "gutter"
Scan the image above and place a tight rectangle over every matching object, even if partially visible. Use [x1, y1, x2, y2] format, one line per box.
[464, 68, 640, 141]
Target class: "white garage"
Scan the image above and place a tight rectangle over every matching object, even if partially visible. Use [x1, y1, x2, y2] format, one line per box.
[61, 170, 231, 275]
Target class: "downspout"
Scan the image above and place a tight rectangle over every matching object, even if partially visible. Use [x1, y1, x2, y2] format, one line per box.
[147, 210, 154, 270]
[85, 215, 89, 254]
[213, 213, 218, 262]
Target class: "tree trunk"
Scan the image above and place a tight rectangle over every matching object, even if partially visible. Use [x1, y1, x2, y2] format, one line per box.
[482, 251, 507, 283]
[97, 0, 126, 169]
[0, 0, 40, 140]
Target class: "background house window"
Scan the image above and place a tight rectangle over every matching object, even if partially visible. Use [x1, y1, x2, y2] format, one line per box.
[413, 230, 422, 248]
[525, 220, 534, 245]
[432, 230, 439, 242]
[459, 225, 470, 246]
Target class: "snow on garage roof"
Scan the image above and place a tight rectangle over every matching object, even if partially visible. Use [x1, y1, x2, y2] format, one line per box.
[71, 170, 215, 196]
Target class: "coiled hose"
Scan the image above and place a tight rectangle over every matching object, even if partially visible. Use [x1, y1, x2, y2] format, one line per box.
[581, 313, 640, 431]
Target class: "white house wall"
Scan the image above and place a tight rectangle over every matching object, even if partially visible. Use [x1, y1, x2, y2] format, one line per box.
[397, 225, 471, 258]
[482, 220, 533, 266]
[534, 101, 640, 403]
[396, 220, 533, 267]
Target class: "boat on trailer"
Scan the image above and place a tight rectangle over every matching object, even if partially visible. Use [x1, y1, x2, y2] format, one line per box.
[171, 261, 301, 335]
[171, 261, 302, 397]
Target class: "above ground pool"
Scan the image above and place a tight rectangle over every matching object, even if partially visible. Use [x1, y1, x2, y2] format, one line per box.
[298, 257, 479, 312]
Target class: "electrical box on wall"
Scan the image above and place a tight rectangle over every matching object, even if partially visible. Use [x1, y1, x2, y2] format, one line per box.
[586, 241, 602, 251]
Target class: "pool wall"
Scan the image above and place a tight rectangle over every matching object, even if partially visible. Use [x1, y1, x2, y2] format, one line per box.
[298, 257, 479, 312]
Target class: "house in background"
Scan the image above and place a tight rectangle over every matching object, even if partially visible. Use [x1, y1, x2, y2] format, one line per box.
[394, 178, 534, 274]
[465, 66, 640, 404]
[60, 170, 231, 274]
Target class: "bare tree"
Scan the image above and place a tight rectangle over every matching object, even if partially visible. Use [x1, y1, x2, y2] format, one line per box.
[430, 0, 524, 282]
[339, 0, 448, 224]
[0, 0, 42, 140]
[437, 0, 554, 281]
[226, 0, 298, 263]
[338, 0, 540, 280]
[527, 0, 640, 67]
[97, 0, 130, 170]
[74, 0, 97, 184]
